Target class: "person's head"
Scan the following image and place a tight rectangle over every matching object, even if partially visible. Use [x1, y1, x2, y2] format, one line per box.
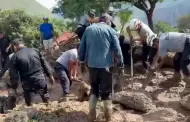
[108, 6, 115, 16]
[88, 9, 96, 18]
[11, 38, 25, 52]
[99, 14, 112, 26]
[151, 37, 159, 49]
[127, 19, 142, 31]
[43, 17, 49, 23]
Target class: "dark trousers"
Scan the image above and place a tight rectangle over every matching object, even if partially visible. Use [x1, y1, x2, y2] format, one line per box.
[54, 62, 72, 95]
[173, 38, 190, 76]
[7, 88, 17, 110]
[22, 79, 49, 106]
[142, 43, 157, 68]
[88, 67, 112, 100]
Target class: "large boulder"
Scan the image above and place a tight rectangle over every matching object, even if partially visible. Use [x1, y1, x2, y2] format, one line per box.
[180, 94, 190, 110]
[77, 81, 90, 102]
[111, 91, 156, 112]
[142, 108, 178, 122]
[4, 111, 29, 122]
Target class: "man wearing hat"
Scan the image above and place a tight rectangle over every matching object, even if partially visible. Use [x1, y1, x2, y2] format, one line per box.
[39, 17, 55, 55]
[79, 15, 124, 122]
[75, 9, 99, 40]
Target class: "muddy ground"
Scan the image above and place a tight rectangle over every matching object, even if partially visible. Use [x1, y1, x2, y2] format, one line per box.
[0, 64, 190, 122]
[0, 43, 190, 122]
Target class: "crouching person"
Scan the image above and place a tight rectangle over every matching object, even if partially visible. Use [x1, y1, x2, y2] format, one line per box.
[149, 32, 190, 95]
[54, 44, 79, 101]
[9, 39, 55, 106]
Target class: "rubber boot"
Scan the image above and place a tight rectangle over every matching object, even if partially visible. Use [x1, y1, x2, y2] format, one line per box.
[88, 94, 97, 122]
[103, 100, 112, 122]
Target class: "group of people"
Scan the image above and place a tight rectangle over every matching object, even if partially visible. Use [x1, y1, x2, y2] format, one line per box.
[74, 7, 190, 122]
[0, 5, 189, 122]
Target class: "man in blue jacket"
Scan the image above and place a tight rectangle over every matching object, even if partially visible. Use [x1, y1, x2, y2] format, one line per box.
[79, 15, 124, 122]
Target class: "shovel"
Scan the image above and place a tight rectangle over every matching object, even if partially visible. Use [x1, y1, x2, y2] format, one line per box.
[127, 27, 134, 90]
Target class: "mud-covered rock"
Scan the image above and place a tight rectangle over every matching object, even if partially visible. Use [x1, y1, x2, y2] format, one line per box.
[112, 111, 144, 122]
[180, 94, 190, 110]
[33, 101, 88, 122]
[111, 91, 156, 112]
[142, 107, 178, 122]
[77, 81, 90, 102]
[4, 111, 29, 122]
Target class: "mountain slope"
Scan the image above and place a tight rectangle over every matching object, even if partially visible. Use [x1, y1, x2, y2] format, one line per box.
[0, 0, 52, 16]
[129, 0, 190, 26]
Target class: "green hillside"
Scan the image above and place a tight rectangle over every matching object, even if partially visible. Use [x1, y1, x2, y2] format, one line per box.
[0, 0, 52, 16]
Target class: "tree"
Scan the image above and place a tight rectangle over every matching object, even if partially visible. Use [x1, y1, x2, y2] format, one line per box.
[110, 0, 167, 31]
[177, 14, 190, 33]
[54, 0, 170, 31]
[154, 21, 178, 33]
[0, 9, 68, 48]
[118, 10, 132, 34]
[53, 0, 109, 19]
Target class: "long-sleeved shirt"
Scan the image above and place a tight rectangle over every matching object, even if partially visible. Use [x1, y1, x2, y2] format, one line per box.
[9, 47, 52, 87]
[79, 22, 123, 68]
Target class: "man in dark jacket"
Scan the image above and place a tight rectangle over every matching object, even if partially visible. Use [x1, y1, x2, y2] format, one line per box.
[9, 39, 55, 106]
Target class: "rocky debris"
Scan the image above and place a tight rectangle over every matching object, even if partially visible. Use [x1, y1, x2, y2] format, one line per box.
[3, 111, 29, 122]
[1, 101, 89, 122]
[77, 81, 90, 102]
[33, 101, 89, 122]
[180, 94, 190, 110]
[142, 107, 178, 122]
[111, 91, 156, 112]
[156, 90, 181, 102]
[127, 82, 143, 90]
[112, 111, 144, 122]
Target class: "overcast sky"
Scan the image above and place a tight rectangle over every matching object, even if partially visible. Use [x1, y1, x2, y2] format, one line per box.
[36, 0, 57, 9]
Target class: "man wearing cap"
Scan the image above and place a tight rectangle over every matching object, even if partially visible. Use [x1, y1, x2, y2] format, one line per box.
[79, 15, 124, 122]
[126, 19, 157, 68]
[75, 9, 99, 40]
[148, 32, 190, 92]
[39, 17, 55, 55]
[9, 39, 55, 106]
